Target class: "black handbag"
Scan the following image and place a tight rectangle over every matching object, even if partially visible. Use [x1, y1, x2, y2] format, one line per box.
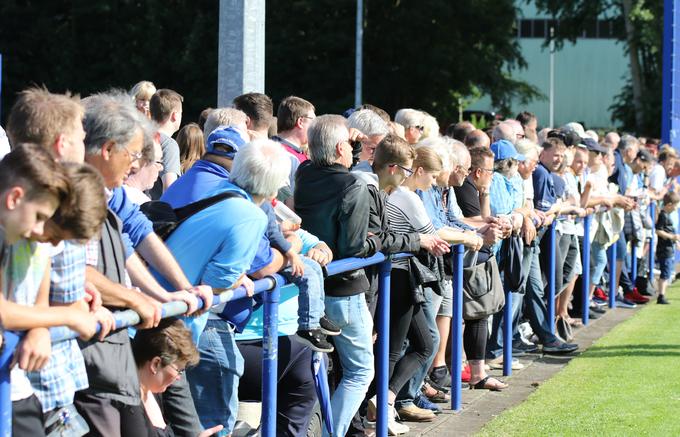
[462, 254, 505, 320]
[498, 234, 525, 292]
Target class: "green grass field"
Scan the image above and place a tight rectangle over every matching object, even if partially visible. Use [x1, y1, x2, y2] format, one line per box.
[479, 284, 680, 436]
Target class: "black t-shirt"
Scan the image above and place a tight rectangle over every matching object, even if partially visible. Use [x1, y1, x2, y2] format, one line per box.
[656, 210, 676, 259]
[453, 178, 492, 264]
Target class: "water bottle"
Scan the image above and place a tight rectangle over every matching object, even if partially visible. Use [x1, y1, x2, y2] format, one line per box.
[272, 199, 302, 225]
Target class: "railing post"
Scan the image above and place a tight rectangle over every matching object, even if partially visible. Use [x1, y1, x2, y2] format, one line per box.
[649, 202, 656, 283]
[581, 215, 592, 325]
[547, 222, 556, 335]
[450, 244, 464, 412]
[261, 276, 281, 437]
[631, 243, 638, 280]
[607, 243, 617, 309]
[502, 289, 512, 377]
[0, 331, 21, 437]
[376, 259, 392, 437]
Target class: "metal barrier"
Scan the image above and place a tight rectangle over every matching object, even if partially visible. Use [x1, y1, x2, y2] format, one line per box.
[649, 202, 657, 282]
[582, 215, 592, 325]
[607, 243, 618, 309]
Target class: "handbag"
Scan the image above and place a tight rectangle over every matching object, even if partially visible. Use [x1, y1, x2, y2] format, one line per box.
[498, 234, 525, 292]
[462, 253, 505, 320]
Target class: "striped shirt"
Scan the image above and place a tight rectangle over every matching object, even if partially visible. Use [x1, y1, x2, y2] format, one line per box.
[387, 187, 436, 268]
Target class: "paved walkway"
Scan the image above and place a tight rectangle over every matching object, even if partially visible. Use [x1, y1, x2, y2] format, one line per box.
[401, 306, 639, 436]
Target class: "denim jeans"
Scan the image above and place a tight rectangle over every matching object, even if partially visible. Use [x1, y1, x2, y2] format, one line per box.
[524, 243, 558, 345]
[590, 241, 608, 286]
[395, 287, 440, 409]
[281, 257, 325, 330]
[187, 319, 244, 434]
[486, 290, 524, 359]
[323, 294, 374, 437]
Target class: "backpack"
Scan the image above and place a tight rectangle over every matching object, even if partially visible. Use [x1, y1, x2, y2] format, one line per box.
[140, 191, 241, 240]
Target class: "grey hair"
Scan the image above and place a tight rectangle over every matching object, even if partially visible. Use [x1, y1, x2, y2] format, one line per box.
[492, 122, 516, 143]
[139, 117, 159, 162]
[515, 138, 540, 159]
[494, 158, 517, 177]
[451, 140, 470, 167]
[83, 91, 144, 155]
[619, 134, 640, 152]
[308, 115, 349, 166]
[394, 108, 424, 128]
[204, 108, 248, 142]
[348, 109, 389, 137]
[416, 136, 456, 172]
[230, 139, 291, 198]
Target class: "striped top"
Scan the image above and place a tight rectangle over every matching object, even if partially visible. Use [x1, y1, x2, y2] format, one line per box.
[387, 186, 437, 268]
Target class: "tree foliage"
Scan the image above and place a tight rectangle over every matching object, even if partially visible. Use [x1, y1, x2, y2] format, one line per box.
[532, 0, 663, 136]
[1, 0, 539, 128]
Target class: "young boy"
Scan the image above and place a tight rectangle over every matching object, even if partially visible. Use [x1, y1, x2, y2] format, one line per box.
[655, 191, 680, 304]
[0, 144, 97, 436]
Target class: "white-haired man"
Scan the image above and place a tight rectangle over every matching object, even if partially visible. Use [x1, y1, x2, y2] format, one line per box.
[349, 108, 390, 172]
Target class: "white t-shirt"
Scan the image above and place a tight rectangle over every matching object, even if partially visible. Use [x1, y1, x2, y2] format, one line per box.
[0, 126, 11, 160]
[649, 163, 666, 192]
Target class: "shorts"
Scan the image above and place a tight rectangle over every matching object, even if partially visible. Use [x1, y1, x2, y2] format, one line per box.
[659, 257, 675, 280]
[561, 234, 582, 290]
[436, 279, 453, 317]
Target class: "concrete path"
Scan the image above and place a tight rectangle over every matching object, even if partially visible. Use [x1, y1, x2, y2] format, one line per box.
[401, 305, 639, 436]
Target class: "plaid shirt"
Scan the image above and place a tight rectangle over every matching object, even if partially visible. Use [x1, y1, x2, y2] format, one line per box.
[28, 241, 89, 412]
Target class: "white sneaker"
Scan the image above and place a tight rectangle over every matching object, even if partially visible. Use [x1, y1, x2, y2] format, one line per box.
[388, 405, 410, 435]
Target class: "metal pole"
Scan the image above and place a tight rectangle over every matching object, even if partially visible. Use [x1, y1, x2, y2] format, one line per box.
[649, 202, 656, 283]
[376, 259, 392, 437]
[582, 215, 592, 325]
[607, 244, 617, 309]
[354, 0, 363, 108]
[450, 244, 464, 412]
[549, 27, 555, 128]
[502, 289, 512, 377]
[661, 0, 674, 145]
[0, 331, 20, 437]
[261, 275, 281, 437]
[547, 222, 556, 335]
[631, 243, 638, 280]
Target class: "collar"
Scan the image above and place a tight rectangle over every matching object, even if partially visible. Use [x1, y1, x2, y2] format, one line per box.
[273, 136, 304, 154]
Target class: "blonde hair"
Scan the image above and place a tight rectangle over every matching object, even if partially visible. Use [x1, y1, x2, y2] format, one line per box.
[413, 146, 443, 173]
[130, 81, 157, 101]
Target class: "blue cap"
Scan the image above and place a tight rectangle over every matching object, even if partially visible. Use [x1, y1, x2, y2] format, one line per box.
[206, 126, 246, 159]
[583, 137, 608, 154]
[490, 140, 525, 162]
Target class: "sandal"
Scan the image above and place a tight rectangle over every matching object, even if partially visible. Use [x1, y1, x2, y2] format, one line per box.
[568, 318, 584, 327]
[469, 376, 508, 391]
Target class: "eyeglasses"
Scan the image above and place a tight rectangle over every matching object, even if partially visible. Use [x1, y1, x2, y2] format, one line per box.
[476, 167, 494, 174]
[409, 125, 425, 132]
[123, 145, 143, 162]
[168, 363, 185, 376]
[456, 165, 471, 175]
[389, 163, 414, 177]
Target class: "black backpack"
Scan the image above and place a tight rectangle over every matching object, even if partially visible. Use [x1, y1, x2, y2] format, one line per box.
[140, 191, 241, 240]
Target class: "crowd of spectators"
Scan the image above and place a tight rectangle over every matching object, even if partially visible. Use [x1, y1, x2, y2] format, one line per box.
[0, 83, 677, 437]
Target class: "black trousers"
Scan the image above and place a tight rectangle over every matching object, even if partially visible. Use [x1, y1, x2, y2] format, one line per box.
[237, 336, 317, 437]
[463, 317, 488, 360]
[12, 395, 46, 437]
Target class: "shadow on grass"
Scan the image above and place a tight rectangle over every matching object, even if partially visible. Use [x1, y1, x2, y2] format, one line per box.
[579, 344, 680, 358]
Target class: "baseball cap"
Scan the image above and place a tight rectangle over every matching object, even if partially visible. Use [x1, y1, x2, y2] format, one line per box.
[206, 126, 246, 159]
[563, 122, 587, 139]
[583, 137, 608, 154]
[636, 149, 653, 163]
[491, 139, 526, 162]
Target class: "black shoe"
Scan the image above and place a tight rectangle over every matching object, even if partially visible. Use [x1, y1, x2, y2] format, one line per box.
[590, 304, 607, 314]
[658, 295, 670, 305]
[295, 329, 334, 353]
[319, 316, 341, 336]
[429, 365, 451, 389]
[588, 309, 602, 319]
[542, 340, 578, 354]
[512, 341, 539, 355]
[424, 376, 449, 394]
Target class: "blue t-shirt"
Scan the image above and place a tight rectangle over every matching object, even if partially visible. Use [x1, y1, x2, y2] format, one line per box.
[489, 172, 518, 217]
[533, 163, 556, 212]
[152, 185, 268, 341]
[108, 187, 154, 258]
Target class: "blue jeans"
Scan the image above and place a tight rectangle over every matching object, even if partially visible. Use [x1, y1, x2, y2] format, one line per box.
[187, 319, 244, 434]
[281, 257, 325, 330]
[590, 241, 608, 286]
[395, 287, 440, 409]
[486, 290, 524, 359]
[524, 243, 558, 345]
[323, 294, 374, 437]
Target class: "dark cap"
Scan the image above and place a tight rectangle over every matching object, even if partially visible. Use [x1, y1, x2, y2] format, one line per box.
[636, 148, 653, 162]
[584, 137, 608, 154]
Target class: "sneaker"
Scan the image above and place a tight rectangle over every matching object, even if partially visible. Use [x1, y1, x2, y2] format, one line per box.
[624, 288, 650, 304]
[513, 341, 539, 355]
[486, 356, 525, 370]
[590, 303, 607, 313]
[414, 394, 442, 414]
[615, 294, 637, 309]
[588, 308, 602, 319]
[429, 365, 451, 389]
[294, 329, 334, 353]
[319, 316, 341, 336]
[658, 295, 670, 305]
[542, 340, 578, 354]
[388, 405, 410, 435]
[593, 286, 607, 301]
[395, 404, 436, 422]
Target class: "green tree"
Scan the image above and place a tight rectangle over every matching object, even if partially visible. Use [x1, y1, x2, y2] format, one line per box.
[532, 0, 662, 136]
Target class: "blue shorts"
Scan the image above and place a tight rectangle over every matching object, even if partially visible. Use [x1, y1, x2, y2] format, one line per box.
[659, 257, 675, 280]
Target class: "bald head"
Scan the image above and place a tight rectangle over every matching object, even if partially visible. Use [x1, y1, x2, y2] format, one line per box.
[464, 129, 490, 148]
[492, 122, 516, 144]
[446, 121, 475, 142]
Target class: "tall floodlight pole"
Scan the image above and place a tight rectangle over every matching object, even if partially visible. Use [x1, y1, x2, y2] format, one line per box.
[355, 0, 363, 108]
[549, 26, 555, 128]
[218, 0, 266, 107]
[661, 0, 679, 148]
